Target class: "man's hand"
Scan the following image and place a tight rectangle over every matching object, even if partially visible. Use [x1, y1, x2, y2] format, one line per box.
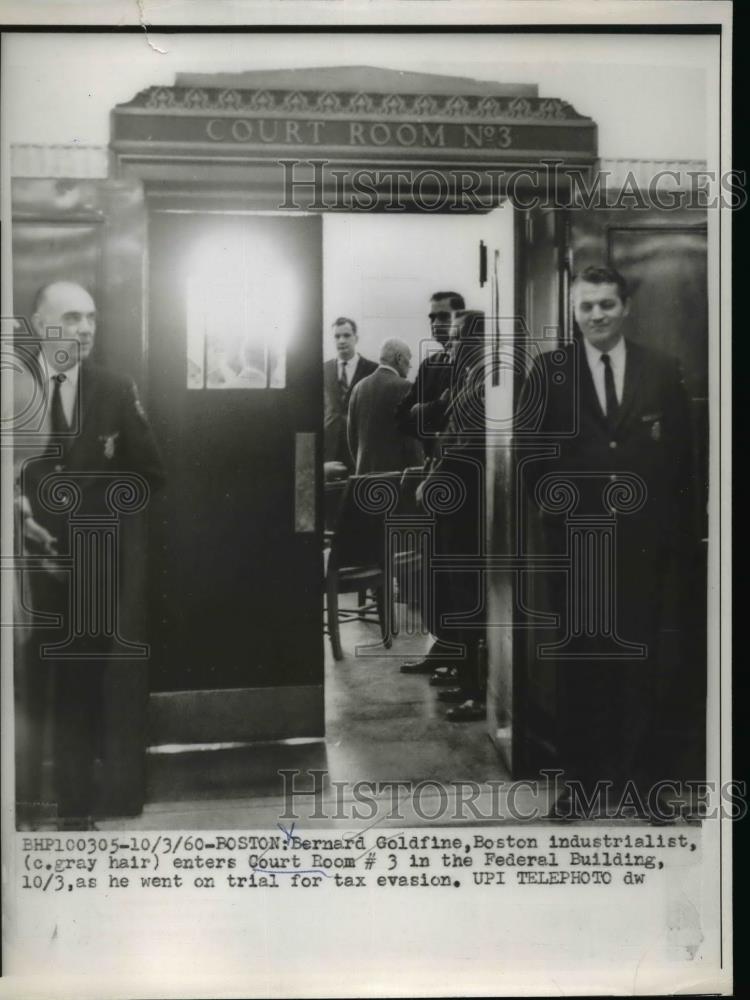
[23, 515, 58, 556]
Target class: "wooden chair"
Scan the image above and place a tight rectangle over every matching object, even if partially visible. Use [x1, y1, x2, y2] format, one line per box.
[324, 473, 400, 661]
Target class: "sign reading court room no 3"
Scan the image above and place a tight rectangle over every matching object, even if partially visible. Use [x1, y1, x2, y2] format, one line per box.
[110, 67, 598, 165]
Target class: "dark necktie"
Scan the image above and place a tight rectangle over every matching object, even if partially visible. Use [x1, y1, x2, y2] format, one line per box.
[600, 353, 619, 425]
[339, 361, 349, 396]
[50, 373, 69, 436]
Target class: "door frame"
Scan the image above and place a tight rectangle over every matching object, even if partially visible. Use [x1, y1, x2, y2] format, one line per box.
[145, 201, 326, 746]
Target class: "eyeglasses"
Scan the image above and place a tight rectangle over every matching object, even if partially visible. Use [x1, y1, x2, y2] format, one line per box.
[428, 312, 452, 322]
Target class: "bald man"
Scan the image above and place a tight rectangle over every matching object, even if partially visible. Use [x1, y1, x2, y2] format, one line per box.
[346, 338, 423, 476]
[15, 281, 164, 830]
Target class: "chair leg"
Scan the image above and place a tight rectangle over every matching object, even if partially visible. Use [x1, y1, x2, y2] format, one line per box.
[357, 588, 368, 618]
[374, 585, 392, 649]
[326, 571, 343, 661]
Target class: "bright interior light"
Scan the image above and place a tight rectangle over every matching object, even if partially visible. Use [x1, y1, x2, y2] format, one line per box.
[186, 224, 299, 389]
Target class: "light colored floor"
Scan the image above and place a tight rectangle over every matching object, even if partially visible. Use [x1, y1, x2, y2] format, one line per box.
[98, 602, 539, 830]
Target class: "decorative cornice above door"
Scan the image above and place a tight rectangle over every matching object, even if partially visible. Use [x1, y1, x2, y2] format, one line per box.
[110, 66, 598, 187]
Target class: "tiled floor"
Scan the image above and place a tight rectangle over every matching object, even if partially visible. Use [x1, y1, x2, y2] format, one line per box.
[98, 602, 533, 830]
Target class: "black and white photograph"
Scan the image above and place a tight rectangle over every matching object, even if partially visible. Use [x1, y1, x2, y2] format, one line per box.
[0, 3, 733, 996]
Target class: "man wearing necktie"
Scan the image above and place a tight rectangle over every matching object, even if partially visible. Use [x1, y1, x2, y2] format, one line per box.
[15, 280, 164, 829]
[395, 290, 465, 455]
[522, 266, 693, 815]
[323, 317, 377, 469]
[397, 291, 466, 678]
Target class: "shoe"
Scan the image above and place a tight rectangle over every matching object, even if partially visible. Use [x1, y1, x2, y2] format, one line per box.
[436, 687, 466, 703]
[400, 657, 439, 675]
[445, 699, 486, 722]
[429, 666, 460, 687]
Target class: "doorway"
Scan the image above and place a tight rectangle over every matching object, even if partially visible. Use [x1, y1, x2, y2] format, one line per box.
[320, 205, 516, 760]
[145, 202, 518, 765]
[147, 211, 324, 740]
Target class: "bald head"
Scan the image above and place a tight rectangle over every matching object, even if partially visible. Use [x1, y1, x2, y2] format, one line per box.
[379, 338, 412, 379]
[32, 281, 97, 370]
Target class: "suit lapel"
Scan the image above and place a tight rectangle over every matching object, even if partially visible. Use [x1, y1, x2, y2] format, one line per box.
[351, 356, 364, 389]
[613, 340, 641, 432]
[72, 362, 97, 451]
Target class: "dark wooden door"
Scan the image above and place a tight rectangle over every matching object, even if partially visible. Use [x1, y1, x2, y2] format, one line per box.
[608, 226, 708, 540]
[148, 211, 323, 698]
[608, 225, 708, 778]
[513, 210, 708, 779]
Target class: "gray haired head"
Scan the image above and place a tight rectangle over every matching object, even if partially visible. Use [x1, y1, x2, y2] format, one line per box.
[379, 338, 412, 379]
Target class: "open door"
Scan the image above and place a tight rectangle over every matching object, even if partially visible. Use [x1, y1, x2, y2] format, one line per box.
[147, 211, 323, 743]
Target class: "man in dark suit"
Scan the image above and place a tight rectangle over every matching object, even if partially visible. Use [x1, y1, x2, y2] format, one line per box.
[323, 317, 377, 470]
[419, 311, 488, 721]
[397, 291, 467, 677]
[347, 338, 423, 475]
[522, 265, 692, 813]
[15, 280, 165, 829]
[395, 290, 465, 457]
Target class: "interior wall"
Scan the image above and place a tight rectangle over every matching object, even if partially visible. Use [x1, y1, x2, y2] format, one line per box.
[4, 34, 714, 163]
[322, 211, 506, 366]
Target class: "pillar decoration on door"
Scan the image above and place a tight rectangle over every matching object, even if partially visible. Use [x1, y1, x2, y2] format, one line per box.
[533, 470, 648, 661]
[35, 471, 150, 659]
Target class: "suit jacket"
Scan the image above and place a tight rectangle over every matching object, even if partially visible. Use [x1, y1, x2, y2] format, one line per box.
[394, 348, 453, 458]
[323, 354, 378, 466]
[523, 337, 693, 557]
[20, 361, 165, 551]
[347, 366, 423, 475]
[420, 363, 486, 643]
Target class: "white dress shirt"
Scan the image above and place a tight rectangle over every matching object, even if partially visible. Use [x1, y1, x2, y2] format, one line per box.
[338, 353, 360, 387]
[582, 336, 626, 416]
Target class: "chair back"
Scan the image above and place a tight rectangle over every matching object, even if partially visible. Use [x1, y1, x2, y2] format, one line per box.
[329, 472, 401, 570]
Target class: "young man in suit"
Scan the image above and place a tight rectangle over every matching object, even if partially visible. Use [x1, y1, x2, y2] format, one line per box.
[347, 338, 423, 475]
[523, 265, 693, 815]
[397, 291, 467, 678]
[323, 317, 377, 470]
[15, 280, 165, 829]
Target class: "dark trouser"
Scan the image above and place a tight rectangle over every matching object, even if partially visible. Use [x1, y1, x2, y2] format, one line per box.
[558, 660, 656, 791]
[16, 569, 103, 825]
[426, 570, 485, 700]
[553, 540, 667, 797]
[52, 660, 102, 820]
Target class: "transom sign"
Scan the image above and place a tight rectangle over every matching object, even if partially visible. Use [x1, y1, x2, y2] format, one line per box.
[111, 66, 597, 167]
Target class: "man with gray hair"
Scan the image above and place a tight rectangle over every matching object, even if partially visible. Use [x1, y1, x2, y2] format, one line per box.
[15, 280, 164, 830]
[347, 338, 423, 475]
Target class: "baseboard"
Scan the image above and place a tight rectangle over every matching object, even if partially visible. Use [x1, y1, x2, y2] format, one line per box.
[148, 685, 324, 745]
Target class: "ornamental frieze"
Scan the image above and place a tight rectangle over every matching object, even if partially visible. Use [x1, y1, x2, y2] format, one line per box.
[130, 85, 581, 122]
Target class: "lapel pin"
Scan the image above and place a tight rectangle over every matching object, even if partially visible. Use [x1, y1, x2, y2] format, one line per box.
[100, 431, 120, 459]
